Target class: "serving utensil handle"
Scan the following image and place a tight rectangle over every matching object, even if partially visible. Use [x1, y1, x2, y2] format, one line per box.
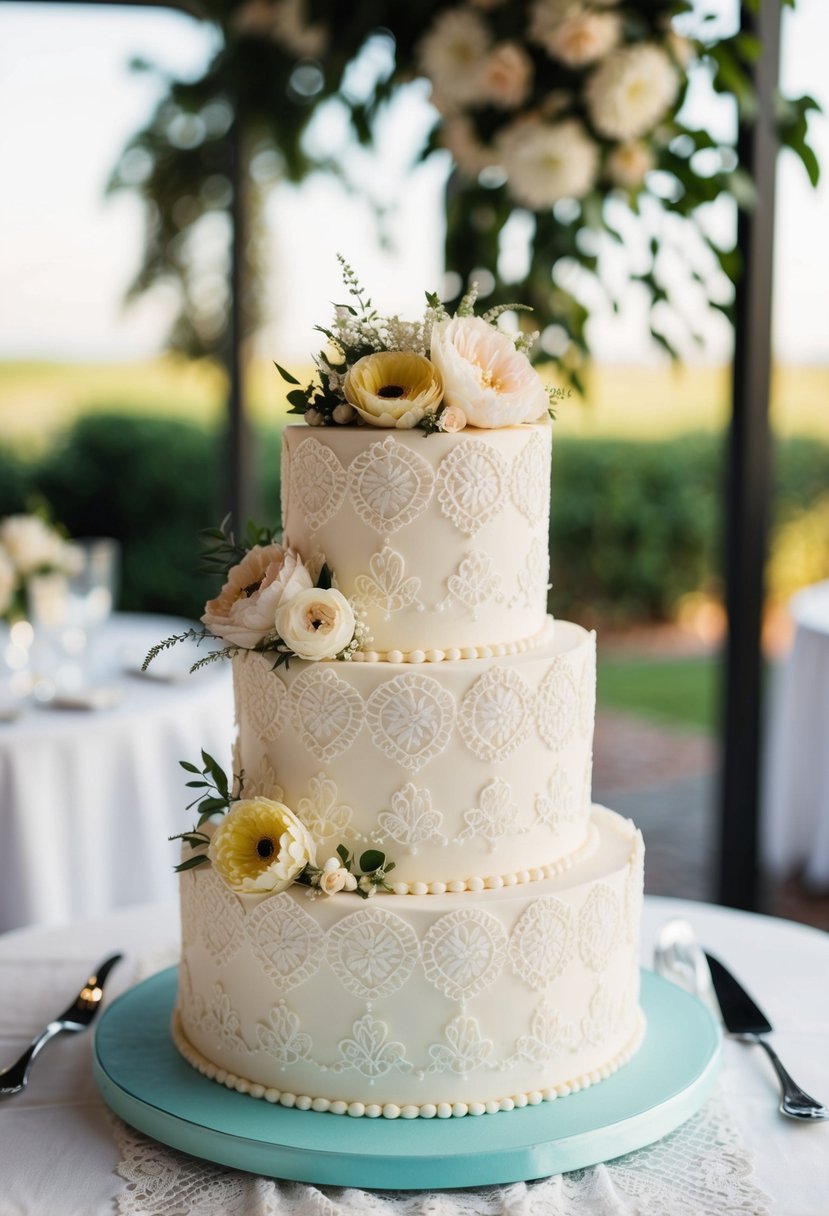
[742, 1035, 828, 1120]
[0, 1022, 63, 1097]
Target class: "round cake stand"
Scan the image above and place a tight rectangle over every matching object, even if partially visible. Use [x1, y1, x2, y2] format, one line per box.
[93, 968, 720, 1191]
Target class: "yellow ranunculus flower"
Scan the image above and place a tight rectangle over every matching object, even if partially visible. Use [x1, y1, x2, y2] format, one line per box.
[343, 351, 443, 429]
[207, 798, 316, 894]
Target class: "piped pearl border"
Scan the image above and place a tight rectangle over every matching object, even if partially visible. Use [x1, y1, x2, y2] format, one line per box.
[388, 823, 597, 896]
[350, 620, 554, 666]
[171, 1009, 646, 1119]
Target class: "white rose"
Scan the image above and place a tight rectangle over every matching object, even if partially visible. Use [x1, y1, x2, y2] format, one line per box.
[430, 315, 549, 428]
[606, 140, 654, 189]
[202, 543, 313, 649]
[480, 42, 533, 109]
[586, 44, 679, 141]
[440, 405, 468, 434]
[418, 8, 491, 111]
[0, 545, 17, 616]
[498, 117, 599, 209]
[276, 587, 355, 661]
[318, 865, 349, 896]
[536, 10, 621, 67]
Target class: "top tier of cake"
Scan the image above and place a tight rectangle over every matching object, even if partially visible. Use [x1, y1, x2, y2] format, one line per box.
[281, 421, 552, 657]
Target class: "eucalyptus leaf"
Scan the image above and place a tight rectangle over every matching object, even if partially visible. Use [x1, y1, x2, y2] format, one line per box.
[359, 849, 385, 873]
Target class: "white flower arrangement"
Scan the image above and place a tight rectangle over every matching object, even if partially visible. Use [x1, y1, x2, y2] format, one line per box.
[279, 257, 558, 432]
[420, 0, 685, 206]
[0, 513, 79, 623]
[172, 751, 395, 900]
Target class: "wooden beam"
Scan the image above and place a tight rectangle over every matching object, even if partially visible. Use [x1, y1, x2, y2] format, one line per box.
[717, 0, 781, 910]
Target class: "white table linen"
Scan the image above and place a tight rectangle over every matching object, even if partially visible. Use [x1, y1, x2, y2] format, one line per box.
[0, 614, 234, 932]
[1, 897, 827, 1215]
[763, 580, 829, 888]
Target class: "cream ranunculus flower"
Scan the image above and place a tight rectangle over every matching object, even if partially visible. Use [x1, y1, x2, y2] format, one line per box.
[208, 798, 317, 894]
[202, 544, 313, 649]
[343, 351, 444, 429]
[430, 316, 549, 429]
[275, 587, 355, 661]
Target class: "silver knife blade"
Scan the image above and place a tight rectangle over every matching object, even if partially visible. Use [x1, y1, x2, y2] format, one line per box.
[705, 952, 772, 1036]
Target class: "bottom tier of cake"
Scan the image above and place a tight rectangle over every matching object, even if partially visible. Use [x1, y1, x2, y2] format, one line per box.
[175, 806, 644, 1117]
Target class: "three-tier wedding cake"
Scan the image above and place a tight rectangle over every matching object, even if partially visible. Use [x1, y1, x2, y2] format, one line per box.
[170, 278, 645, 1119]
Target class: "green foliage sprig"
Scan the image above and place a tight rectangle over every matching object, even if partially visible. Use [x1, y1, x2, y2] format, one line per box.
[169, 749, 239, 872]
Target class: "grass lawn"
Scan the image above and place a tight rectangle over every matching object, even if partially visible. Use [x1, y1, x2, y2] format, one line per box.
[1, 359, 828, 450]
[596, 654, 718, 732]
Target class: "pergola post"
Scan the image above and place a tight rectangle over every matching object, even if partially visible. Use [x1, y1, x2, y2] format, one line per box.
[717, 0, 781, 910]
[224, 113, 258, 532]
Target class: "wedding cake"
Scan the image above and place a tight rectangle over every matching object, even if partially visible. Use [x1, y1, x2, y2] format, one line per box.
[169, 275, 645, 1119]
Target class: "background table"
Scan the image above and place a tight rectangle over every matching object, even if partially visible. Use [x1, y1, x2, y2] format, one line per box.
[1, 896, 827, 1215]
[0, 613, 234, 933]
[763, 579, 829, 889]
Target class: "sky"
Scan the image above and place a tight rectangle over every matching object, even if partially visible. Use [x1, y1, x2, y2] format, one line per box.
[0, 0, 827, 365]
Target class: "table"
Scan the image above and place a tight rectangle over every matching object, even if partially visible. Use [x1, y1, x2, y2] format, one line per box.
[1, 897, 827, 1215]
[0, 614, 234, 933]
[763, 580, 829, 889]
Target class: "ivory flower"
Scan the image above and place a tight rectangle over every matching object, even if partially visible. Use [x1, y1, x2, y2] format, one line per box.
[440, 405, 468, 433]
[418, 8, 491, 111]
[208, 798, 316, 894]
[540, 10, 621, 67]
[586, 44, 679, 141]
[202, 544, 313, 649]
[343, 351, 443, 429]
[276, 587, 355, 661]
[480, 42, 533, 109]
[606, 140, 654, 189]
[498, 118, 599, 210]
[430, 316, 549, 429]
[317, 857, 357, 895]
[0, 515, 76, 576]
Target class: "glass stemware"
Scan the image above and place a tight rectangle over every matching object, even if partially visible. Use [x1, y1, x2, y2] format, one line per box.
[27, 538, 120, 696]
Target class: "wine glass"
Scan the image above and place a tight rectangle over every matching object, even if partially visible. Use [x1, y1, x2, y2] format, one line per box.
[27, 538, 120, 695]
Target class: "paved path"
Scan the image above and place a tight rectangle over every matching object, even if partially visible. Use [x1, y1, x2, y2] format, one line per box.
[592, 709, 829, 931]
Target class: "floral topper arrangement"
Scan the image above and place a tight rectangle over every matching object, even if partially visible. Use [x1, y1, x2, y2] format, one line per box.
[173, 750, 395, 901]
[0, 513, 80, 624]
[276, 257, 555, 433]
[143, 518, 366, 673]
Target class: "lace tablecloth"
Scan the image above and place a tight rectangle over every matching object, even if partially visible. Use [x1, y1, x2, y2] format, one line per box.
[2, 897, 827, 1215]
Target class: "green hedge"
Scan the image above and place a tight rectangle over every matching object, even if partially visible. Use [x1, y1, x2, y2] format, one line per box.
[1, 416, 828, 625]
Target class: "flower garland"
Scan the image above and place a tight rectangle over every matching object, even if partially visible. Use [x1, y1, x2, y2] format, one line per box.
[110, 0, 819, 378]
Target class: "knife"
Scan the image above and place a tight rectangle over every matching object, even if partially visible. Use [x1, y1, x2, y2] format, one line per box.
[705, 951, 827, 1121]
[0, 953, 123, 1098]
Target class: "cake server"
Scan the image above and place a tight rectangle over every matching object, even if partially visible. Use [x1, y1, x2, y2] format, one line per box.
[0, 952, 123, 1098]
[705, 951, 827, 1121]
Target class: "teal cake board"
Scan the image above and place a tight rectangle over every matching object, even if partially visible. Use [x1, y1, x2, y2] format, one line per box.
[94, 967, 720, 1191]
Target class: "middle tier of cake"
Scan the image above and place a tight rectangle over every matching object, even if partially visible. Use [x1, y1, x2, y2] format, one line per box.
[234, 617, 595, 889]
